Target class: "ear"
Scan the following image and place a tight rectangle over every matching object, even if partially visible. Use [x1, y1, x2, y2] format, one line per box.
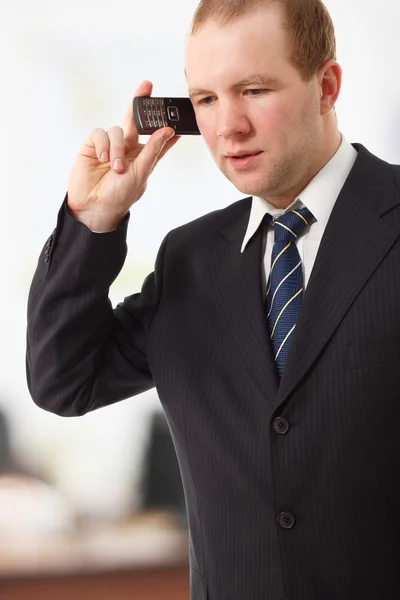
[319, 61, 342, 116]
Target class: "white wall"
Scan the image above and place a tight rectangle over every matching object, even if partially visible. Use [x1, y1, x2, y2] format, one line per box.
[1, 0, 399, 517]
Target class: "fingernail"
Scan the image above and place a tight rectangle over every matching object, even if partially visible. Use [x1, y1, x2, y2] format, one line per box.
[100, 151, 109, 162]
[113, 158, 123, 170]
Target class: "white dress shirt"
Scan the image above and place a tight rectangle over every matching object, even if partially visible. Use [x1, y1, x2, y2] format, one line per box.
[240, 135, 358, 292]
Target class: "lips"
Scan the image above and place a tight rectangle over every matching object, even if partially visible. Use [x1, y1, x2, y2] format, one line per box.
[225, 152, 263, 170]
[226, 151, 262, 158]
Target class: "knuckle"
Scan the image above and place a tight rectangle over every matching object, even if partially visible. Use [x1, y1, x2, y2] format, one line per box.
[109, 147, 125, 159]
[90, 128, 109, 152]
[91, 128, 107, 145]
[107, 127, 125, 156]
[107, 125, 123, 136]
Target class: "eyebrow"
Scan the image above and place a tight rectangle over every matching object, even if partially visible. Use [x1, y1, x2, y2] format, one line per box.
[188, 74, 279, 98]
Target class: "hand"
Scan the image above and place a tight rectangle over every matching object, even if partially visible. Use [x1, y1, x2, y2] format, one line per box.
[67, 81, 180, 232]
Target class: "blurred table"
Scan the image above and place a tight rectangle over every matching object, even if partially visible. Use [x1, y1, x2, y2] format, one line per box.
[0, 510, 190, 600]
[0, 566, 190, 600]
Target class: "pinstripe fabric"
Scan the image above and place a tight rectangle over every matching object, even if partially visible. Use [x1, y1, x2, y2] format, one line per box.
[266, 209, 313, 376]
[27, 145, 400, 600]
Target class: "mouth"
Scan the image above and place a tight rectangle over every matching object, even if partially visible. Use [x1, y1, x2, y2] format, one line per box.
[225, 151, 263, 169]
[225, 151, 263, 158]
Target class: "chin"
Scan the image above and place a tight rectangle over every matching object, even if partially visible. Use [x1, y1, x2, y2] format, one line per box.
[229, 176, 271, 198]
[221, 164, 269, 195]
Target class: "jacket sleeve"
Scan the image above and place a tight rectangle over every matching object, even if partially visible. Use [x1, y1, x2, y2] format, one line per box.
[26, 196, 167, 417]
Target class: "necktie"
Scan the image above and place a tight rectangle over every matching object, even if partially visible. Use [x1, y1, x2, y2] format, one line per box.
[265, 208, 313, 377]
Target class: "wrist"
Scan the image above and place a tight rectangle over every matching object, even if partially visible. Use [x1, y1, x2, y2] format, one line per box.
[67, 206, 126, 233]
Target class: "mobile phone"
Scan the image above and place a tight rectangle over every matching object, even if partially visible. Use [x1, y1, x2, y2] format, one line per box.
[133, 96, 200, 135]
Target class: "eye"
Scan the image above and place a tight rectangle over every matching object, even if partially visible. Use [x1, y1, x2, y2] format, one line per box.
[245, 89, 266, 96]
[198, 96, 215, 105]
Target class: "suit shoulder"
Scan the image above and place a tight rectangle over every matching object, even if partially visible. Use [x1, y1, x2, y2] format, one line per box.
[390, 162, 400, 189]
[356, 142, 400, 179]
[349, 144, 400, 204]
[168, 196, 252, 242]
[377, 154, 400, 195]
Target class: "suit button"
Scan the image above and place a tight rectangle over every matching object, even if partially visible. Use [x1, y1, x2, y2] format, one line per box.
[272, 417, 290, 435]
[278, 512, 296, 529]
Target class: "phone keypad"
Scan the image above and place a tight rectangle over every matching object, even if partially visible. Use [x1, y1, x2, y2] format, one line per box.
[143, 98, 168, 130]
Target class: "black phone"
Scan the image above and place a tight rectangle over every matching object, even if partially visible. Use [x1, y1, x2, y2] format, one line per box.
[133, 97, 200, 135]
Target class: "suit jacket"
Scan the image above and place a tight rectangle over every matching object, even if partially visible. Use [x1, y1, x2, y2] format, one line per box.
[27, 144, 400, 600]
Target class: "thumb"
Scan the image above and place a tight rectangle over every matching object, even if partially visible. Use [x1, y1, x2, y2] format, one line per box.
[134, 128, 176, 181]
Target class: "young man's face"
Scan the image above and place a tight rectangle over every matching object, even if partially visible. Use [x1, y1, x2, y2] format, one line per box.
[185, 3, 325, 203]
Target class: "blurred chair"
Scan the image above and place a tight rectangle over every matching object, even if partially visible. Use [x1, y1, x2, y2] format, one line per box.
[0, 408, 21, 475]
[140, 411, 187, 528]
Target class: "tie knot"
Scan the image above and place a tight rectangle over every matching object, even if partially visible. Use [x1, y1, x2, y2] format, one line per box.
[272, 208, 313, 243]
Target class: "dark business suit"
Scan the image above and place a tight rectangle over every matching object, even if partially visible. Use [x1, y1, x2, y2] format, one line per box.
[27, 143, 400, 600]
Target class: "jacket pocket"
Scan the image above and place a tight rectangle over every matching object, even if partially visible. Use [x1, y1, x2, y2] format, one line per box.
[347, 340, 400, 369]
[190, 567, 208, 600]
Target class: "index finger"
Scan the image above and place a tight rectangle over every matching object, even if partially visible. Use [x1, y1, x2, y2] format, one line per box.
[123, 80, 154, 147]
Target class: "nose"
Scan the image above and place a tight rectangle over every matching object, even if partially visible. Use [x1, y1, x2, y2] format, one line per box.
[216, 102, 251, 138]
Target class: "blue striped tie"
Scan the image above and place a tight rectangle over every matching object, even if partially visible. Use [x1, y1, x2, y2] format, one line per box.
[265, 208, 314, 377]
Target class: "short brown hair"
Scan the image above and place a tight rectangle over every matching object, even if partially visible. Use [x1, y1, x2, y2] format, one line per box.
[190, 0, 336, 81]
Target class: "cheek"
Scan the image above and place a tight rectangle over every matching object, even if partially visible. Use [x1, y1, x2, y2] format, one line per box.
[252, 93, 301, 132]
[252, 100, 294, 135]
[196, 115, 218, 152]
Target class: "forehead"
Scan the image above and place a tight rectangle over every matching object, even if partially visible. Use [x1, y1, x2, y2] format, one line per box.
[185, 4, 294, 87]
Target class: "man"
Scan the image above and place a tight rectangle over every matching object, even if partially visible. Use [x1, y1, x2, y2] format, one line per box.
[26, 0, 400, 598]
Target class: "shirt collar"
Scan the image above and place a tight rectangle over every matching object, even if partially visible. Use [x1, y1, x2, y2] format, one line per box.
[240, 135, 358, 253]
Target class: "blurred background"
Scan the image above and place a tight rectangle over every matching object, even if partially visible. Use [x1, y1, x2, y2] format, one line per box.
[1, 0, 399, 597]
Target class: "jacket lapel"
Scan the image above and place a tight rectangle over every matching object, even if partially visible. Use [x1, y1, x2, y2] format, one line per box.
[211, 200, 280, 405]
[277, 144, 400, 405]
